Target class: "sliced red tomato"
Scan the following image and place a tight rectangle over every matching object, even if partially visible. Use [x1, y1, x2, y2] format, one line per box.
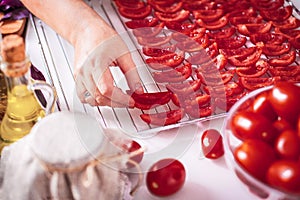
[165, 21, 196, 35]
[172, 27, 206, 42]
[183, 1, 222, 11]
[115, 0, 145, 9]
[185, 105, 213, 118]
[269, 65, 300, 77]
[272, 16, 300, 30]
[237, 22, 272, 36]
[274, 28, 300, 40]
[125, 17, 159, 29]
[142, 45, 176, 57]
[201, 129, 224, 159]
[196, 54, 227, 73]
[215, 36, 247, 49]
[129, 91, 172, 110]
[207, 27, 236, 39]
[137, 35, 172, 47]
[186, 42, 218, 65]
[263, 42, 291, 56]
[118, 5, 152, 19]
[239, 76, 281, 91]
[215, 91, 248, 111]
[197, 69, 235, 85]
[260, 5, 293, 22]
[151, 1, 183, 13]
[155, 10, 190, 22]
[250, 33, 286, 45]
[195, 16, 228, 30]
[152, 63, 192, 83]
[132, 22, 165, 38]
[220, 46, 257, 59]
[140, 108, 184, 126]
[236, 60, 269, 78]
[184, 93, 211, 108]
[176, 34, 210, 52]
[192, 8, 224, 22]
[226, 7, 257, 19]
[227, 47, 263, 67]
[250, 0, 284, 11]
[290, 34, 300, 49]
[229, 16, 263, 26]
[147, 0, 175, 6]
[146, 52, 185, 70]
[204, 82, 244, 98]
[268, 50, 296, 66]
[166, 79, 202, 96]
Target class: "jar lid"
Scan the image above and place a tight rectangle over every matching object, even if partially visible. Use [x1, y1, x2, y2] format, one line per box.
[29, 111, 105, 170]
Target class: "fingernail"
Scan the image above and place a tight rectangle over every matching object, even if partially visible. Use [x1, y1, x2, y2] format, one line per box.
[134, 83, 143, 94]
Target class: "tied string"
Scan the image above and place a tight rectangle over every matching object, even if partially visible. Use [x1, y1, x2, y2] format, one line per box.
[36, 146, 146, 196]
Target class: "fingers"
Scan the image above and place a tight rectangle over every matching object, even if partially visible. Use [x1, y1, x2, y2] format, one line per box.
[117, 52, 144, 94]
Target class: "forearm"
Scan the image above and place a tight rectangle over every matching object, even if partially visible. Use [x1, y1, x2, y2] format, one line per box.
[20, 0, 115, 46]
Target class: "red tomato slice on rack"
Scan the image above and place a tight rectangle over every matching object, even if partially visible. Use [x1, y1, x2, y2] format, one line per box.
[272, 16, 300, 30]
[229, 16, 263, 26]
[152, 63, 192, 83]
[207, 27, 236, 39]
[147, 0, 175, 6]
[195, 16, 228, 30]
[237, 22, 272, 36]
[142, 45, 176, 57]
[196, 69, 235, 85]
[125, 17, 159, 29]
[146, 52, 185, 70]
[133, 22, 165, 38]
[176, 34, 210, 52]
[269, 65, 300, 77]
[115, 0, 145, 9]
[260, 5, 293, 22]
[250, 0, 284, 11]
[192, 8, 224, 22]
[236, 60, 269, 78]
[129, 91, 172, 110]
[268, 50, 296, 66]
[185, 105, 213, 118]
[172, 27, 206, 42]
[185, 93, 211, 108]
[166, 79, 202, 96]
[274, 28, 300, 40]
[151, 1, 183, 13]
[250, 33, 286, 45]
[220, 46, 257, 59]
[290, 35, 300, 49]
[137, 35, 172, 47]
[226, 8, 257, 19]
[227, 46, 263, 67]
[165, 21, 196, 35]
[239, 76, 281, 91]
[118, 5, 152, 19]
[262, 42, 291, 56]
[140, 108, 184, 126]
[215, 36, 247, 49]
[155, 10, 190, 22]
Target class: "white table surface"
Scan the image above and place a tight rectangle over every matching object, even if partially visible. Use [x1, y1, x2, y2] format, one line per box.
[24, 0, 300, 199]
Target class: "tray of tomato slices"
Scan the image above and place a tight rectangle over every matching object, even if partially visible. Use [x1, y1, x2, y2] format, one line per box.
[98, 0, 300, 134]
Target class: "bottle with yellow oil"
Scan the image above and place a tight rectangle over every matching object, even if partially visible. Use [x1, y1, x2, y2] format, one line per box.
[0, 34, 56, 153]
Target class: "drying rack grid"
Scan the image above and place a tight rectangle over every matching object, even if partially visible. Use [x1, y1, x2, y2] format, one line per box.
[25, 0, 300, 136]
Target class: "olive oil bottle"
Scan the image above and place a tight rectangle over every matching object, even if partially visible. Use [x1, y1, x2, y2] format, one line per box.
[0, 34, 56, 153]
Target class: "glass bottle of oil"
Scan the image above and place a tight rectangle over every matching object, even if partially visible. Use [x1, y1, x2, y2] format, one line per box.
[0, 34, 56, 153]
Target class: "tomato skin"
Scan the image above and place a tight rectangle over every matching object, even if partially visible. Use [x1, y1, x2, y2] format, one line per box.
[146, 52, 185, 70]
[142, 45, 176, 57]
[231, 111, 278, 144]
[234, 139, 277, 182]
[155, 10, 190, 22]
[268, 82, 300, 125]
[201, 129, 224, 159]
[251, 90, 277, 121]
[146, 158, 186, 197]
[125, 17, 159, 29]
[275, 129, 300, 160]
[152, 63, 192, 83]
[260, 5, 293, 22]
[122, 140, 144, 168]
[267, 160, 300, 194]
[140, 108, 184, 126]
[118, 5, 152, 19]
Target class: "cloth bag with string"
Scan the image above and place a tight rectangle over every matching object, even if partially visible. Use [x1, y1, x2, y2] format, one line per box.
[0, 111, 142, 200]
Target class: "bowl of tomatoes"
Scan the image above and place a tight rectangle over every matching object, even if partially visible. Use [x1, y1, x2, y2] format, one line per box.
[223, 81, 300, 199]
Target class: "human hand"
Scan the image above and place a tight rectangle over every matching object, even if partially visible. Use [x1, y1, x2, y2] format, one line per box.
[73, 25, 143, 107]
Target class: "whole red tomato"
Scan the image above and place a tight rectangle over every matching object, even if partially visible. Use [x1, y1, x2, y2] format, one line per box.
[267, 160, 300, 194]
[234, 139, 277, 182]
[230, 111, 278, 144]
[274, 129, 300, 160]
[201, 129, 224, 159]
[251, 91, 277, 121]
[146, 158, 186, 197]
[268, 82, 300, 125]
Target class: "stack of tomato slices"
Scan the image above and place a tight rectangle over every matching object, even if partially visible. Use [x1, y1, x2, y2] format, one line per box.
[114, 0, 300, 126]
